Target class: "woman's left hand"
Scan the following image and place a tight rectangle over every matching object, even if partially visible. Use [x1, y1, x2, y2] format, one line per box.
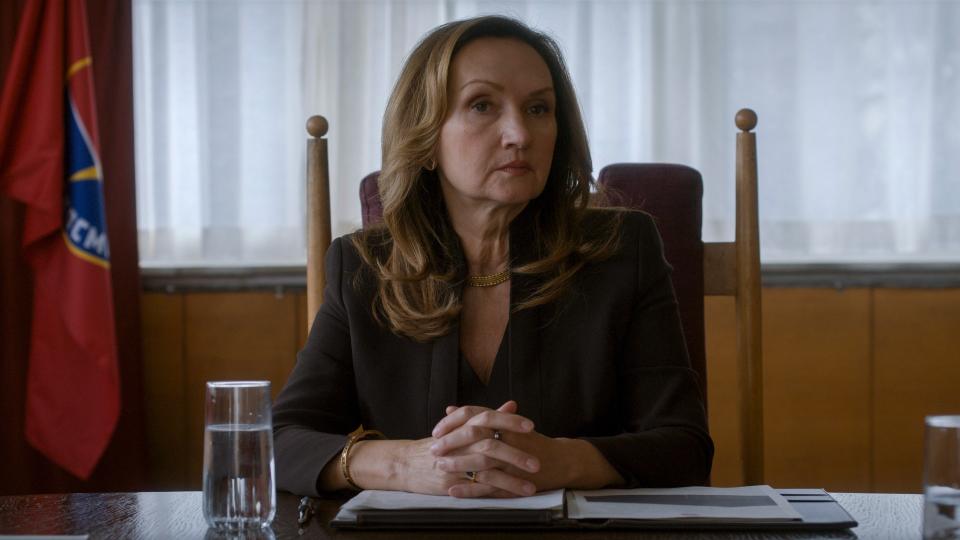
[430, 400, 575, 497]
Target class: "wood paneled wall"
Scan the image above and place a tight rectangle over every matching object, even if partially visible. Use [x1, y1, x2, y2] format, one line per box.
[142, 292, 309, 489]
[873, 290, 960, 492]
[142, 287, 960, 492]
[706, 291, 874, 491]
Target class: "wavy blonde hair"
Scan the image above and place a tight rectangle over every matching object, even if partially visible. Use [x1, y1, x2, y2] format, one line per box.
[353, 15, 621, 342]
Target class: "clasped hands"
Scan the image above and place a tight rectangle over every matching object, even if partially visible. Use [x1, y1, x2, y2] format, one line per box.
[336, 400, 621, 496]
[399, 400, 571, 498]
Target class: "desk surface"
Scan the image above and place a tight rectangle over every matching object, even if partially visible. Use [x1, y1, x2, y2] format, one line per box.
[0, 491, 921, 539]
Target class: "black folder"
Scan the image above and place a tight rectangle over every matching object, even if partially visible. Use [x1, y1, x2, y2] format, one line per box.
[331, 488, 858, 531]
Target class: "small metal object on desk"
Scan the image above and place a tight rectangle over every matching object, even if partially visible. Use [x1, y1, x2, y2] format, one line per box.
[297, 496, 315, 534]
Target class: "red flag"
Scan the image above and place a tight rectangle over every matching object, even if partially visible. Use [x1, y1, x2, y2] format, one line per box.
[0, 0, 120, 479]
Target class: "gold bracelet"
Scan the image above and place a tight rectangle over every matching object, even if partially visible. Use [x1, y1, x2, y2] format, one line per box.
[340, 428, 385, 491]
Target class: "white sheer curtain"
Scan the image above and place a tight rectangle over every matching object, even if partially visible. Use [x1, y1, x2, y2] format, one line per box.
[134, 0, 960, 266]
[133, 0, 307, 265]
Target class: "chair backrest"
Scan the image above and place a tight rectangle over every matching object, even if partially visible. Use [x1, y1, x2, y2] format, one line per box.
[597, 112, 764, 486]
[597, 164, 706, 400]
[595, 110, 764, 484]
[359, 171, 384, 228]
[306, 109, 764, 485]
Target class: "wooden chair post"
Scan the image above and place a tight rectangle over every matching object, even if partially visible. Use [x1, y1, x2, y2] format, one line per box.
[306, 115, 331, 331]
[735, 108, 764, 485]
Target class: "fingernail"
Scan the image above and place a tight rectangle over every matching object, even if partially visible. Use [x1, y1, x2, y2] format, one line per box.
[523, 483, 536, 495]
[526, 459, 538, 471]
[436, 458, 449, 469]
[429, 444, 439, 454]
[431, 428, 439, 437]
[521, 420, 534, 431]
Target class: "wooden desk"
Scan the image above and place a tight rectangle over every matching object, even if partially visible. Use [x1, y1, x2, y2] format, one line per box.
[0, 491, 921, 539]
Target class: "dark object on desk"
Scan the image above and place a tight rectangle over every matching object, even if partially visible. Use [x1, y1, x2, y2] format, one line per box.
[298, 495, 315, 533]
[330, 489, 858, 532]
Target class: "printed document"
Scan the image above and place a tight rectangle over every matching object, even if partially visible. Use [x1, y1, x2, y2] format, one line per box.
[567, 485, 802, 522]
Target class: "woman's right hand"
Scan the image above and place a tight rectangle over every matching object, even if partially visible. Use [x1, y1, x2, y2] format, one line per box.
[392, 437, 485, 495]
[339, 434, 533, 497]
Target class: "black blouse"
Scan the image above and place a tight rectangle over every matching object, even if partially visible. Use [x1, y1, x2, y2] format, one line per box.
[457, 335, 511, 411]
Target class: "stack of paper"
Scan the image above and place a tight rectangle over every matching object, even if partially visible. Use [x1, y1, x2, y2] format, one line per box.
[340, 488, 564, 512]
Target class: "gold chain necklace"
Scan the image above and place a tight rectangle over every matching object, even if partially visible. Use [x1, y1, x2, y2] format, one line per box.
[466, 269, 511, 287]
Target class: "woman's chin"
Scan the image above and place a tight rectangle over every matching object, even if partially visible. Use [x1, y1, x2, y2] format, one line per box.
[486, 181, 547, 206]
[484, 192, 541, 208]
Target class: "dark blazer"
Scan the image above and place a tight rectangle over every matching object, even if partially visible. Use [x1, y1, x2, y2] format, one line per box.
[273, 209, 713, 497]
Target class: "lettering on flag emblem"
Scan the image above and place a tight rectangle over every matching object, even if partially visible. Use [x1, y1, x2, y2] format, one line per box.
[63, 91, 110, 267]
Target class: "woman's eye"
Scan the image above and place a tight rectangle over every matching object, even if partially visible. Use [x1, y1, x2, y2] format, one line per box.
[529, 103, 550, 116]
[470, 101, 491, 113]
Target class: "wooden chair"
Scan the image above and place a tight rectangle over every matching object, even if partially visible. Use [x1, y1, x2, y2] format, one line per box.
[594, 109, 764, 485]
[304, 109, 764, 485]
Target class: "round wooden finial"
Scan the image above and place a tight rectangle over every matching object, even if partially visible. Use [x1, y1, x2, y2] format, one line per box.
[735, 108, 757, 132]
[306, 115, 328, 137]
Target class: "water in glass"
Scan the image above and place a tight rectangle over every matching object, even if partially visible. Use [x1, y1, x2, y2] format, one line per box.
[203, 381, 275, 531]
[924, 416, 960, 539]
[925, 486, 960, 539]
[203, 423, 276, 529]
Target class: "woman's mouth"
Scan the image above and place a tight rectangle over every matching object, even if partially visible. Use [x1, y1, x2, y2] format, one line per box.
[497, 161, 532, 175]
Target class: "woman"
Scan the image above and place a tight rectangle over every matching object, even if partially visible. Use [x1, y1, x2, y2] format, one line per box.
[273, 15, 712, 499]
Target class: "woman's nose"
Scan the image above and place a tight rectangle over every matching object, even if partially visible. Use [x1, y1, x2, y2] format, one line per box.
[500, 109, 531, 149]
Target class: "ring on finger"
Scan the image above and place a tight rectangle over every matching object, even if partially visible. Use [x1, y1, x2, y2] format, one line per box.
[492, 430, 502, 441]
[465, 471, 478, 483]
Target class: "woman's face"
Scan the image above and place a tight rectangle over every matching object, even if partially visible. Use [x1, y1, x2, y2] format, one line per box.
[436, 37, 557, 216]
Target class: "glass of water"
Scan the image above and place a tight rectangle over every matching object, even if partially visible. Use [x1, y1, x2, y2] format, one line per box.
[924, 415, 960, 539]
[203, 381, 276, 531]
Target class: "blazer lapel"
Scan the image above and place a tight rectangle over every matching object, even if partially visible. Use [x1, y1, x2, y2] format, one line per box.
[426, 223, 468, 433]
[506, 208, 544, 429]
[426, 324, 459, 432]
[505, 288, 543, 430]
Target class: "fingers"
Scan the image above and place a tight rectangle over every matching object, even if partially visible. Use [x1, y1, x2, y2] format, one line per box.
[447, 482, 513, 499]
[431, 421, 535, 458]
[449, 401, 516, 414]
[467, 407, 533, 432]
[497, 400, 518, 414]
[432, 401, 531, 440]
[435, 401, 519, 437]
[432, 406, 478, 438]
[436, 442, 540, 475]
[448, 468, 536, 498]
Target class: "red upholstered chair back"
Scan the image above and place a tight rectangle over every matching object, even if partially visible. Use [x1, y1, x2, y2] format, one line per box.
[359, 172, 384, 228]
[597, 164, 706, 400]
